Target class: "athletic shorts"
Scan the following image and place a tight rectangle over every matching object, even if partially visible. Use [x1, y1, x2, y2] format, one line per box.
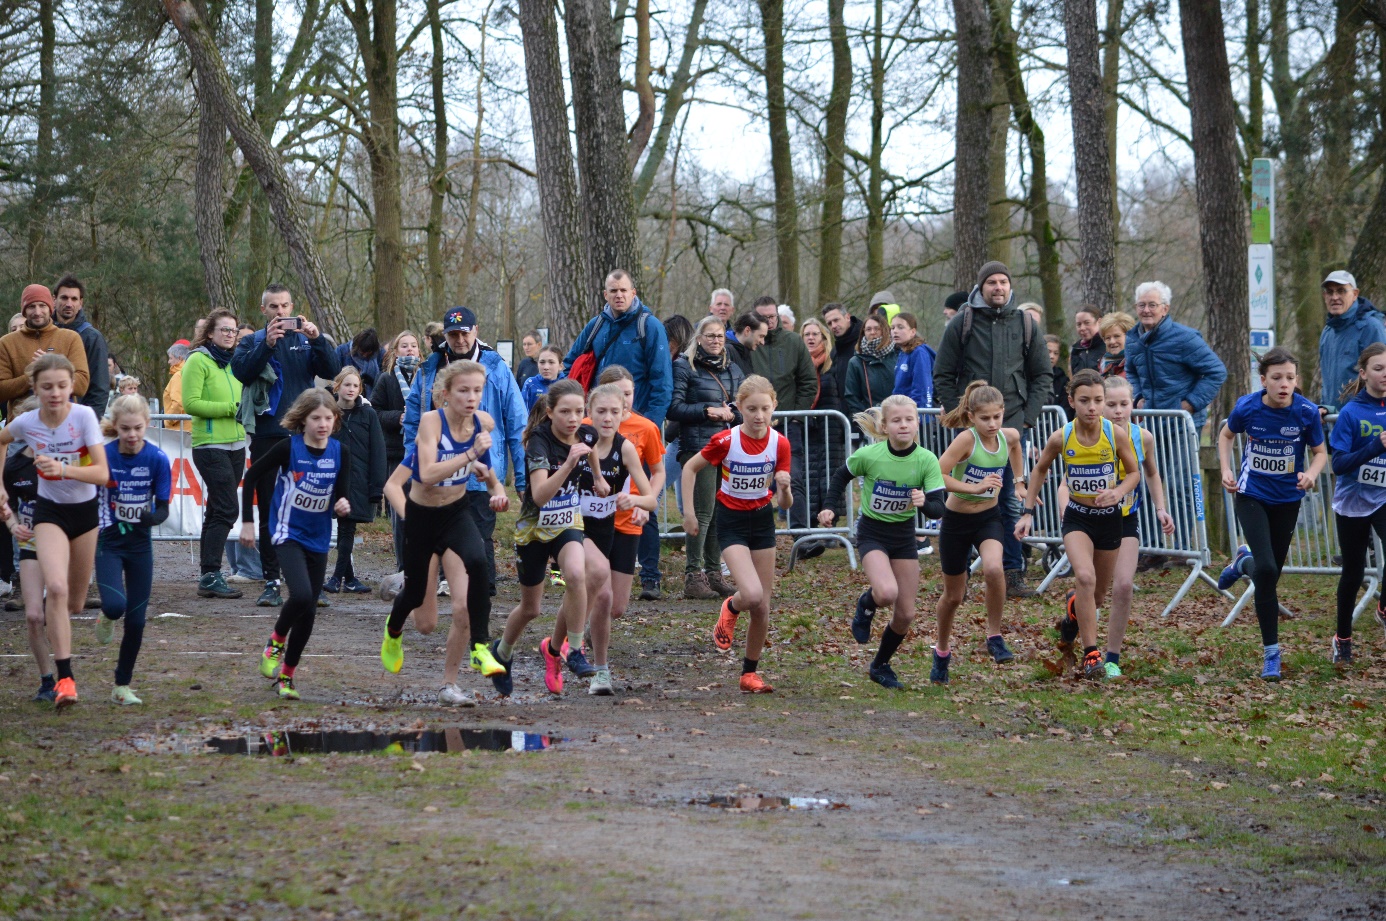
[609, 530, 639, 575]
[585, 516, 616, 558]
[515, 528, 584, 587]
[938, 505, 1006, 576]
[1121, 513, 1139, 541]
[714, 502, 777, 552]
[1062, 501, 1123, 552]
[405, 495, 478, 561]
[18, 549, 36, 562]
[855, 515, 919, 561]
[33, 496, 98, 540]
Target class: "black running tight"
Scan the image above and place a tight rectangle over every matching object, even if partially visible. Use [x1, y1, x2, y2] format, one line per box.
[1234, 494, 1300, 647]
[274, 540, 327, 668]
[1335, 505, 1386, 639]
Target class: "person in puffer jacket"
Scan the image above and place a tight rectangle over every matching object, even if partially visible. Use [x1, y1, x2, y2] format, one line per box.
[1319, 271, 1386, 410]
[1124, 280, 1226, 429]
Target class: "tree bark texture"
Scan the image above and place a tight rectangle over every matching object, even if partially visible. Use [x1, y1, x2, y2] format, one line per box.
[518, 0, 589, 345]
[866, 0, 887, 292]
[245, 0, 274, 312]
[986, 0, 1012, 266]
[1179, 0, 1250, 411]
[952, 0, 992, 290]
[163, 0, 349, 341]
[426, 0, 449, 318]
[194, 74, 237, 313]
[631, 0, 707, 207]
[458, 0, 495, 311]
[26, 0, 54, 276]
[816, 0, 851, 303]
[628, 0, 655, 169]
[758, 0, 801, 306]
[1063, 0, 1116, 314]
[1101, 0, 1123, 235]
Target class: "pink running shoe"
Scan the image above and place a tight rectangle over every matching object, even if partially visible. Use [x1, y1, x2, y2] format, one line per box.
[540, 637, 565, 694]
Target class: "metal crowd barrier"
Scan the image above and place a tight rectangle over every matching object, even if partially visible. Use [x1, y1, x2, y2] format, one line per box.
[657, 408, 858, 567]
[1221, 414, 1383, 628]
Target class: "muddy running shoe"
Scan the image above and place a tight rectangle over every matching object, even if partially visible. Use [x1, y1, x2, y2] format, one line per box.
[323, 576, 342, 593]
[1082, 649, 1106, 680]
[739, 672, 774, 694]
[1261, 647, 1282, 682]
[929, 649, 951, 685]
[470, 642, 506, 678]
[713, 597, 738, 651]
[540, 637, 565, 694]
[1005, 569, 1036, 599]
[256, 581, 283, 607]
[869, 663, 905, 690]
[342, 578, 371, 594]
[379, 571, 404, 602]
[1331, 636, 1353, 666]
[985, 635, 1014, 664]
[1056, 590, 1080, 654]
[564, 646, 596, 678]
[198, 571, 243, 599]
[54, 677, 77, 709]
[111, 685, 142, 706]
[316, 594, 330, 608]
[438, 684, 477, 707]
[1104, 661, 1123, 680]
[639, 581, 661, 601]
[589, 669, 615, 696]
[275, 675, 300, 700]
[95, 613, 114, 646]
[707, 572, 736, 598]
[683, 572, 718, 600]
[380, 627, 404, 674]
[260, 636, 286, 679]
[1218, 545, 1251, 591]
[488, 640, 514, 697]
[1376, 599, 1386, 632]
[33, 676, 55, 703]
[851, 589, 876, 644]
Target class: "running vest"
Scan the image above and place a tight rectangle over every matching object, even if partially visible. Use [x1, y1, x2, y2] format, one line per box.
[271, 436, 341, 553]
[578, 434, 630, 521]
[847, 440, 945, 523]
[1061, 419, 1119, 500]
[1115, 424, 1145, 515]
[413, 410, 479, 487]
[100, 441, 172, 531]
[951, 427, 1008, 502]
[718, 425, 778, 506]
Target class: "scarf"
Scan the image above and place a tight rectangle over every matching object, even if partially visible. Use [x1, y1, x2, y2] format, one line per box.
[1099, 351, 1125, 378]
[204, 342, 234, 368]
[857, 336, 895, 362]
[808, 340, 828, 370]
[695, 343, 729, 371]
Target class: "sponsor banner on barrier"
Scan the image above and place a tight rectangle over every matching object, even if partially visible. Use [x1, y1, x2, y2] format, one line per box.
[148, 417, 258, 540]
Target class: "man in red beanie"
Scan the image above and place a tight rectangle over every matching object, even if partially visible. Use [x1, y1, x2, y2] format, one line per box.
[0, 285, 89, 419]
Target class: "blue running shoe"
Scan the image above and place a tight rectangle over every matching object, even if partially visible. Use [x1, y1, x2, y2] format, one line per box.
[1218, 545, 1251, 591]
[1261, 646, 1281, 682]
[32, 677, 55, 703]
[564, 645, 597, 678]
[929, 649, 951, 685]
[851, 589, 876, 644]
[488, 639, 514, 697]
[985, 635, 1014, 664]
[869, 663, 905, 690]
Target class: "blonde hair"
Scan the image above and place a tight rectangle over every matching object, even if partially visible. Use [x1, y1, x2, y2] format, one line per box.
[799, 318, 835, 372]
[25, 353, 75, 390]
[433, 359, 486, 406]
[686, 315, 726, 361]
[101, 394, 151, 437]
[736, 374, 776, 404]
[1098, 311, 1136, 336]
[332, 366, 362, 391]
[1103, 375, 1133, 396]
[118, 376, 142, 392]
[939, 380, 1004, 428]
[855, 394, 919, 443]
[587, 382, 625, 413]
[280, 389, 341, 434]
[382, 330, 420, 373]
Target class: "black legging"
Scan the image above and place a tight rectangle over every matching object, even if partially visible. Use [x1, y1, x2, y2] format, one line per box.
[1336, 505, 1386, 640]
[274, 540, 327, 668]
[386, 496, 489, 641]
[332, 518, 357, 580]
[1234, 494, 1300, 647]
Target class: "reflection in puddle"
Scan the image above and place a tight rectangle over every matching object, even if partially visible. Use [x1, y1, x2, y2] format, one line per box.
[205, 728, 559, 756]
[692, 794, 847, 811]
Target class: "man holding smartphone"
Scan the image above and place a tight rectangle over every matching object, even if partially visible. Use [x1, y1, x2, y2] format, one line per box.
[231, 283, 341, 607]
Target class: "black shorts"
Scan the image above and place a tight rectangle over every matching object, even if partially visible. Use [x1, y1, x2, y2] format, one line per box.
[938, 505, 1006, 576]
[610, 530, 640, 575]
[855, 515, 919, 561]
[515, 529, 584, 586]
[1062, 501, 1123, 552]
[1121, 512, 1139, 541]
[405, 496, 479, 561]
[18, 548, 36, 562]
[714, 502, 777, 552]
[585, 516, 616, 558]
[33, 497, 98, 540]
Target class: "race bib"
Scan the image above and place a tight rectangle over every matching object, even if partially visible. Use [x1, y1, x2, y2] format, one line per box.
[1359, 456, 1386, 487]
[537, 490, 580, 529]
[1247, 440, 1294, 476]
[290, 489, 331, 514]
[37, 451, 80, 479]
[866, 480, 914, 517]
[580, 491, 617, 519]
[114, 500, 146, 523]
[724, 460, 772, 498]
[1066, 462, 1114, 498]
[961, 462, 1002, 498]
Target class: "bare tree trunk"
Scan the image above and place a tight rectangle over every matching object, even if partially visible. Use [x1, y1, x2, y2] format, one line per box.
[518, 0, 589, 344]
[425, 0, 449, 317]
[1244, 0, 1263, 161]
[1351, 23, 1386, 296]
[952, 0, 992, 289]
[457, 0, 495, 305]
[989, 0, 1063, 333]
[1101, 0, 1123, 249]
[866, 0, 887, 293]
[1063, 0, 1116, 313]
[816, 0, 851, 303]
[987, 0, 1012, 265]
[244, 0, 273, 311]
[164, 0, 349, 340]
[25, 0, 54, 276]
[758, 0, 801, 306]
[631, 0, 707, 206]
[1320, 0, 1365, 269]
[194, 76, 237, 313]
[1179, 0, 1250, 415]
[627, 0, 655, 169]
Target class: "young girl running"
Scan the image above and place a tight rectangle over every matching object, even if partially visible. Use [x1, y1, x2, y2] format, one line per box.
[818, 395, 945, 689]
[598, 365, 666, 617]
[0, 354, 109, 708]
[522, 344, 565, 411]
[1018, 369, 1141, 680]
[492, 379, 594, 697]
[93, 396, 172, 705]
[681, 375, 792, 693]
[1094, 375, 1175, 677]
[242, 390, 353, 699]
[325, 366, 386, 594]
[378, 361, 510, 704]
[1319, 346, 1386, 666]
[930, 381, 1026, 685]
[6, 399, 49, 701]
[578, 382, 657, 695]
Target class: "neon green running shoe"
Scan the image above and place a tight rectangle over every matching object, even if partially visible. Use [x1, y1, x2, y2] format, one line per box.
[110, 685, 142, 706]
[260, 636, 286, 679]
[95, 614, 114, 645]
[470, 641, 507, 677]
[1104, 660, 1123, 679]
[380, 626, 404, 674]
[275, 675, 300, 700]
[548, 567, 565, 588]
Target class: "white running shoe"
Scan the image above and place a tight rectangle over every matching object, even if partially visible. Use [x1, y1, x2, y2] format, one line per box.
[588, 669, 614, 696]
[0, 579, 12, 598]
[438, 684, 476, 707]
[379, 571, 405, 602]
[437, 579, 450, 597]
[226, 573, 256, 584]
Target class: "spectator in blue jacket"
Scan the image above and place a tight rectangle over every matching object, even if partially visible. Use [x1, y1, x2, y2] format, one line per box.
[231, 283, 342, 607]
[521, 344, 565, 411]
[402, 307, 526, 610]
[334, 327, 381, 392]
[1319, 270, 1386, 410]
[888, 311, 935, 407]
[563, 269, 672, 429]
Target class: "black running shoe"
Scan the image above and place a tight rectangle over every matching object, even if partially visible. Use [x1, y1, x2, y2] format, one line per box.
[488, 639, 514, 697]
[851, 589, 876, 644]
[869, 663, 905, 690]
[929, 649, 951, 685]
[985, 635, 1015, 664]
[1082, 649, 1106, 680]
[1332, 636, 1353, 666]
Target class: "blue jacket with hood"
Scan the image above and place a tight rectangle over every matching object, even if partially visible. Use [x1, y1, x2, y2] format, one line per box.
[1329, 387, 1386, 516]
[1125, 315, 1227, 428]
[1319, 297, 1386, 410]
[231, 326, 341, 438]
[563, 298, 672, 429]
[892, 341, 936, 408]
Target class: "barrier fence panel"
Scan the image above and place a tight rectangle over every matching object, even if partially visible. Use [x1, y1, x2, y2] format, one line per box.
[657, 408, 858, 568]
[1221, 414, 1383, 628]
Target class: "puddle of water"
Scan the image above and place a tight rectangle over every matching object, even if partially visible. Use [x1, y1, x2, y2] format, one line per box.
[121, 727, 559, 756]
[692, 794, 847, 811]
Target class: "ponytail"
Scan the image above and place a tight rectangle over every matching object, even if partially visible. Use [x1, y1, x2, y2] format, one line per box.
[940, 380, 1003, 428]
[523, 378, 585, 445]
[1340, 343, 1386, 403]
[854, 394, 919, 443]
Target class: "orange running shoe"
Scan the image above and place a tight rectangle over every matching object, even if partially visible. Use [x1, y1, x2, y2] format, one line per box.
[1081, 649, 1106, 681]
[739, 672, 774, 694]
[713, 597, 738, 651]
[54, 677, 78, 709]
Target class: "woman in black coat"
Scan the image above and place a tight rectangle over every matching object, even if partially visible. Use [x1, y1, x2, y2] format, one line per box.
[795, 318, 846, 540]
[669, 316, 744, 599]
[369, 330, 422, 570]
[326, 367, 386, 593]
